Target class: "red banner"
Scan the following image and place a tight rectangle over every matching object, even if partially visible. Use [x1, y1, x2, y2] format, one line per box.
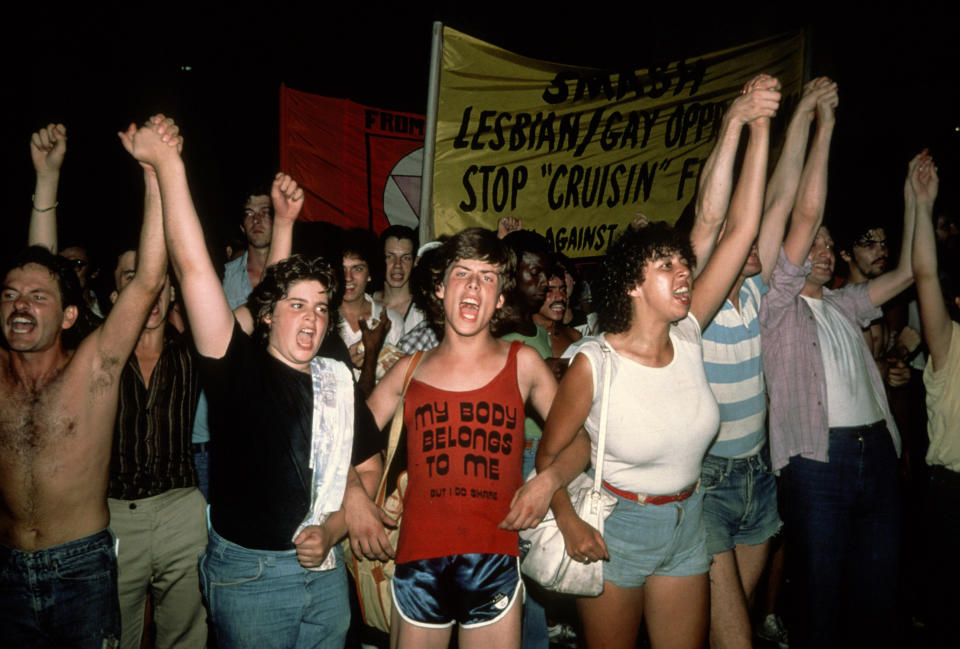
[279, 86, 425, 232]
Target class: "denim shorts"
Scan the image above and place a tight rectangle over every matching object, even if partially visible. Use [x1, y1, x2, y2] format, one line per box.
[392, 553, 522, 628]
[700, 450, 782, 556]
[602, 488, 709, 588]
[199, 525, 349, 649]
[0, 528, 120, 649]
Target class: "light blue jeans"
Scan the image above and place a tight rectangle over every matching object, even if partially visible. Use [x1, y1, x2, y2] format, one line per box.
[700, 447, 782, 555]
[199, 525, 349, 649]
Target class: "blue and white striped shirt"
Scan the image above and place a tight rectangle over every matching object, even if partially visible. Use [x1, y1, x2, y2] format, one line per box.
[702, 275, 768, 459]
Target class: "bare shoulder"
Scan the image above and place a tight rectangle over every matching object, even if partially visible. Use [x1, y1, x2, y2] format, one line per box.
[514, 342, 548, 372]
[565, 352, 594, 386]
[514, 342, 555, 407]
[384, 352, 416, 389]
[367, 351, 419, 428]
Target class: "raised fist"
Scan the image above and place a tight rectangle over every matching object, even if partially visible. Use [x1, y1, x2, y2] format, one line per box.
[30, 123, 67, 175]
[271, 172, 305, 224]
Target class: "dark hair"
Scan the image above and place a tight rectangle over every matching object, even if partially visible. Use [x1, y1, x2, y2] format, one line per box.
[596, 223, 695, 334]
[425, 228, 516, 332]
[554, 252, 578, 282]
[340, 228, 383, 289]
[554, 252, 585, 305]
[379, 225, 417, 251]
[833, 213, 888, 257]
[2, 246, 91, 349]
[247, 254, 341, 347]
[238, 184, 273, 223]
[672, 198, 698, 240]
[5, 246, 83, 311]
[109, 233, 143, 290]
[410, 241, 446, 340]
[502, 229, 551, 259]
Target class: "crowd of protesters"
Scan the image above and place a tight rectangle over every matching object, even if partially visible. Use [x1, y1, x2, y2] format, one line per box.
[1, 70, 957, 649]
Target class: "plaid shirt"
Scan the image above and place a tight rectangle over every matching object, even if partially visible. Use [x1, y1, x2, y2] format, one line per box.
[397, 320, 440, 354]
[759, 249, 900, 471]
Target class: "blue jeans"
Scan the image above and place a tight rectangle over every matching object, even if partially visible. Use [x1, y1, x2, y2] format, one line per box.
[199, 525, 349, 649]
[602, 487, 709, 587]
[780, 422, 900, 649]
[0, 528, 120, 649]
[520, 440, 549, 649]
[701, 447, 782, 556]
[923, 465, 960, 649]
[193, 442, 210, 501]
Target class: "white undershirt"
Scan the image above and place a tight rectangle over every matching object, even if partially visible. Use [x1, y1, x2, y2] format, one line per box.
[572, 315, 720, 494]
[801, 295, 885, 427]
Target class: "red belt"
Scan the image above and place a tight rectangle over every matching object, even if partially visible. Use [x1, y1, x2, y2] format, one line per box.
[602, 480, 697, 506]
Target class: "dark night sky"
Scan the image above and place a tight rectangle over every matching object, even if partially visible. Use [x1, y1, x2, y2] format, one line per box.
[3, 4, 957, 265]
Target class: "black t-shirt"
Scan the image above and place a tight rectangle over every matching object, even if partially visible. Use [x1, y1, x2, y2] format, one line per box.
[199, 322, 384, 550]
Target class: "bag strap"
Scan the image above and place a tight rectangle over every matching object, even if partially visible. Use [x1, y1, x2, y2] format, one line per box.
[375, 351, 424, 505]
[591, 341, 613, 492]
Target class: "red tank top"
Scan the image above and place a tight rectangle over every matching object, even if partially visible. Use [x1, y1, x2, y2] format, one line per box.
[396, 341, 525, 563]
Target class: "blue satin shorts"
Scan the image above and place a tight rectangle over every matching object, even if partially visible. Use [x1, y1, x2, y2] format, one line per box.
[391, 553, 522, 628]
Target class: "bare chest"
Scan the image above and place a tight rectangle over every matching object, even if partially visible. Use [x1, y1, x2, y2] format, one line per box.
[343, 303, 374, 332]
[386, 297, 412, 320]
[0, 375, 83, 460]
[418, 355, 511, 393]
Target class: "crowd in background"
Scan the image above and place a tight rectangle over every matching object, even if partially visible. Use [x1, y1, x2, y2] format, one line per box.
[2, 71, 959, 649]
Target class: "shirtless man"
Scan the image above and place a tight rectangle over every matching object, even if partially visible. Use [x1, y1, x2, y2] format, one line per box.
[0, 115, 175, 648]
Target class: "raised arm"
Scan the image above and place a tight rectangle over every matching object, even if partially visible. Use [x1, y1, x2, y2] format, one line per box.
[782, 83, 838, 265]
[137, 118, 235, 358]
[690, 78, 777, 327]
[866, 159, 919, 307]
[689, 74, 779, 277]
[757, 78, 836, 282]
[28, 124, 67, 251]
[910, 152, 949, 369]
[234, 173, 304, 333]
[265, 172, 303, 267]
[85, 117, 172, 372]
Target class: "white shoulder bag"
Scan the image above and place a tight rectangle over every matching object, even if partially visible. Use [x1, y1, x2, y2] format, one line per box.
[519, 340, 617, 596]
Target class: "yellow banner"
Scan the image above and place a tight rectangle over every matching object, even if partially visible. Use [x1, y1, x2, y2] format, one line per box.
[432, 27, 804, 258]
